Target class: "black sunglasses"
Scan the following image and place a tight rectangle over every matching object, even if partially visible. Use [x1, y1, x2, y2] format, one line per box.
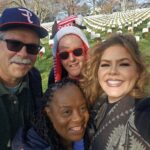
[59, 48, 83, 60]
[1, 39, 42, 55]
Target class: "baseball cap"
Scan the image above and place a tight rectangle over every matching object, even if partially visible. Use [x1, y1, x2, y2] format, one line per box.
[0, 7, 48, 38]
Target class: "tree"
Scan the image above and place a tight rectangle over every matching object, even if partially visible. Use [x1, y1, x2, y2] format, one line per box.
[0, 0, 14, 13]
[57, 0, 83, 15]
[0, 0, 56, 22]
[0, 0, 89, 22]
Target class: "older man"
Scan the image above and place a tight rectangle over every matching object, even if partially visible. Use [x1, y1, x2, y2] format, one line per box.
[0, 7, 48, 149]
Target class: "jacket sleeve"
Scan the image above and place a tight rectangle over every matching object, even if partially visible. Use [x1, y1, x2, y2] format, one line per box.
[29, 67, 43, 112]
[135, 97, 150, 143]
[11, 127, 51, 150]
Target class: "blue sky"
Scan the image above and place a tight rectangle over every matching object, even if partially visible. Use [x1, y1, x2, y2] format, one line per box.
[79, 0, 147, 6]
[138, 0, 146, 4]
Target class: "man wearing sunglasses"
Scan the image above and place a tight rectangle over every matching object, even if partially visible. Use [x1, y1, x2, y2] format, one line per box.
[48, 26, 89, 85]
[0, 7, 48, 149]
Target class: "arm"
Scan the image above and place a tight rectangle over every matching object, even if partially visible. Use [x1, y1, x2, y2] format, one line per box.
[135, 97, 150, 143]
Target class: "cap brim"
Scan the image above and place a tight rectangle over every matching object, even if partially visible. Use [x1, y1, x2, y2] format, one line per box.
[0, 22, 48, 38]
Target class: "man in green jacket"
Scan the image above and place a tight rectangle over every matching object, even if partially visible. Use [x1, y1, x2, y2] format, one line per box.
[0, 7, 48, 149]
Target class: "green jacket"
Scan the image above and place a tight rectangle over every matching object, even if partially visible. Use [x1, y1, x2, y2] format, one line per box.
[0, 75, 35, 150]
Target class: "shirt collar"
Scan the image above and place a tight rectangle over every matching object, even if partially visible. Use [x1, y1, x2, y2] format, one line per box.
[0, 75, 29, 96]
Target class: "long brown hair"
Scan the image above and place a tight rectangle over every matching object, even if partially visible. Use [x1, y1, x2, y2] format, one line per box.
[80, 34, 150, 105]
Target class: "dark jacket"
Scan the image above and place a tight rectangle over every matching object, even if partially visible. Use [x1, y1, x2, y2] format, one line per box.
[48, 67, 68, 86]
[12, 128, 51, 150]
[0, 67, 42, 150]
[12, 127, 84, 150]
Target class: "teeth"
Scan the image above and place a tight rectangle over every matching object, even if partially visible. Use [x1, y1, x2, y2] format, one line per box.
[70, 64, 77, 67]
[107, 80, 122, 86]
[71, 126, 82, 131]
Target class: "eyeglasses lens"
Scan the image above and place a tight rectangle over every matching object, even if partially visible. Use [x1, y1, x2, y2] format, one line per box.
[3, 39, 41, 55]
[59, 48, 83, 60]
[73, 48, 83, 56]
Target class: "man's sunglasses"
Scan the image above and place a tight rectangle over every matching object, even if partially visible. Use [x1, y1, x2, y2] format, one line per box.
[1, 39, 42, 55]
[59, 48, 84, 60]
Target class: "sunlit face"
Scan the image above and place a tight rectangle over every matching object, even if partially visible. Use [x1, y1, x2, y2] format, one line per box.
[45, 84, 89, 142]
[98, 45, 139, 103]
[58, 34, 86, 79]
[0, 28, 39, 86]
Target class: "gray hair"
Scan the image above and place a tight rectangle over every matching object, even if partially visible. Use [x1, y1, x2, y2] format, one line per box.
[0, 31, 5, 40]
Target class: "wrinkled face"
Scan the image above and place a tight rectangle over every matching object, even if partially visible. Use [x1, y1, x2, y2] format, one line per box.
[0, 28, 40, 86]
[58, 34, 86, 79]
[45, 84, 89, 142]
[98, 45, 139, 103]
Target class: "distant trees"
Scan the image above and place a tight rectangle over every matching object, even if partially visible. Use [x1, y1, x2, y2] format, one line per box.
[86, 0, 138, 14]
[0, 0, 138, 22]
[0, 0, 58, 22]
[0, 0, 89, 22]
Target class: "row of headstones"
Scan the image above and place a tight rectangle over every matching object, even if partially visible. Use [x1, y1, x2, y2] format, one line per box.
[84, 8, 150, 32]
[41, 8, 150, 46]
[86, 24, 150, 42]
[83, 8, 150, 41]
[41, 22, 54, 32]
[41, 8, 150, 36]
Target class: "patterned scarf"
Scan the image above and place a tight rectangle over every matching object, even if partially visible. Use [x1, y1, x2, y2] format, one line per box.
[85, 95, 150, 150]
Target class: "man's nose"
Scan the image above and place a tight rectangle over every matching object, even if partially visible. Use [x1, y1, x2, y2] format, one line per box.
[17, 46, 28, 56]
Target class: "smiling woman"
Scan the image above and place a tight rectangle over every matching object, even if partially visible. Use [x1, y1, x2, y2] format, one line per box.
[12, 78, 89, 150]
[98, 44, 139, 103]
[80, 34, 150, 150]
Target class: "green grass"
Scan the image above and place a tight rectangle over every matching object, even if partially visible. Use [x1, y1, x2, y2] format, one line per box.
[35, 22, 150, 92]
[35, 37, 53, 91]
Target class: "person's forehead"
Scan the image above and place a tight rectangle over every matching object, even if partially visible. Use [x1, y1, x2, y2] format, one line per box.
[59, 34, 83, 48]
[60, 34, 82, 43]
[53, 84, 82, 99]
[57, 84, 79, 93]
[3, 27, 40, 43]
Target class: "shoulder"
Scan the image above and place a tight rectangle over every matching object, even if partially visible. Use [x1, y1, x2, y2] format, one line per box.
[134, 97, 150, 143]
[136, 97, 150, 109]
[135, 96, 150, 119]
[135, 97, 150, 117]
[28, 67, 43, 97]
[29, 67, 41, 80]
[26, 128, 50, 148]
[12, 127, 51, 150]
[89, 95, 107, 119]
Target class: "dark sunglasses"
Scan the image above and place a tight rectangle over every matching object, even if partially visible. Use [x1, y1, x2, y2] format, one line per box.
[1, 39, 42, 55]
[59, 48, 84, 60]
